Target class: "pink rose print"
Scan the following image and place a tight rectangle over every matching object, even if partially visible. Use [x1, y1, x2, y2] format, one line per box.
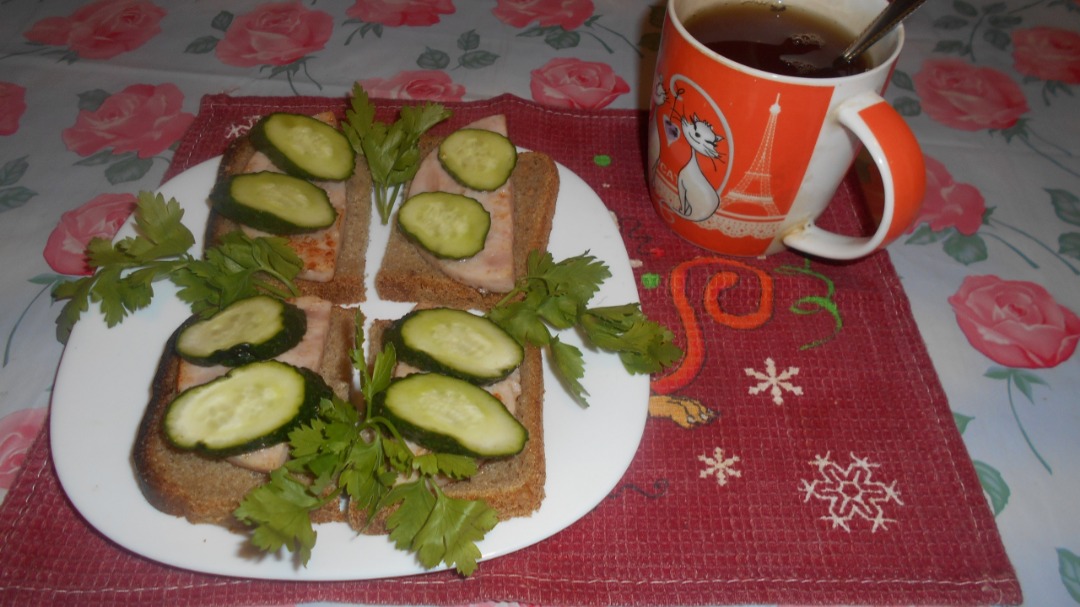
[529, 57, 629, 109]
[1012, 27, 1080, 84]
[43, 193, 137, 275]
[908, 156, 986, 236]
[215, 2, 333, 68]
[358, 70, 466, 101]
[62, 83, 194, 159]
[949, 275, 1080, 368]
[0, 407, 48, 491]
[913, 58, 1029, 131]
[493, 0, 594, 30]
[0, 83, 27, 136]
[23, 0, 165, 61]
[346, 0, 455, 27]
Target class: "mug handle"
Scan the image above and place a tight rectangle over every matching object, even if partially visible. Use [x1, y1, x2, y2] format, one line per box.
[782, 90, 925, 260]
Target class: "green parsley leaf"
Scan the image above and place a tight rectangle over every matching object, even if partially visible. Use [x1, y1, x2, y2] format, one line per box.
[234, 468, 321, 566]
[51, 192, 302, 342]
[486, 296, 550, 347]
[51, 192, 198, 342]
[381, 480, 497, 576]
[341, 434, 391, 519]
[550, 336, 588, 406]
[488, 250, 680, 407]
[174, 231, 302, 316]
[581, 304, 683, 374]
[414, 488, 496, 577]
[342, 83, 450, 224]
[381, 479, 438, 552]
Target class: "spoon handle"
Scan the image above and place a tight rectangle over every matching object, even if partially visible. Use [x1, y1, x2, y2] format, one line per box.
[841, 0, 930, 63]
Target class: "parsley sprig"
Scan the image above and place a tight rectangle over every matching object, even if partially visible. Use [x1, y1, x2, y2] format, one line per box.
[51, 191, 303, 343]
[342, 83, 451, 225]
[234, 311, 498, 576]
[488, 251, 683, 407]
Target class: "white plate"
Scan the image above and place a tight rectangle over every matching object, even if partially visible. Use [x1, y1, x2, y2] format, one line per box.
[50, 155, 649, 580]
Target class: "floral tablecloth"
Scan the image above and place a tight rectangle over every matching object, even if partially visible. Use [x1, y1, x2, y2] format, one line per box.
[0, 1, 1078, 606]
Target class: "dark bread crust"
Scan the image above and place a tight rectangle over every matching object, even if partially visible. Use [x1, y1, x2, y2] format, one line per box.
[132, 305, 356, 528]
[375, 135, 559, 310]
[205, 134, 371, 305]
[347, 319, 546, 535]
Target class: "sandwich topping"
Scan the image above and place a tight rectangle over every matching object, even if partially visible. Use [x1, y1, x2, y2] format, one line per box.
[176, 296, 333, 393]
[232, 112, 350, 283]
[174, 295, 334, 473]
[407, 115, 517, 293]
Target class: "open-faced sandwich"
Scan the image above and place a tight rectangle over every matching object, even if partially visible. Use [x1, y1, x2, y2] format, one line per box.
[375, 114, 560, 310]
[348, 307, 546, 535]
[206, 111, 371, 304]
[133, 294, 356, 527]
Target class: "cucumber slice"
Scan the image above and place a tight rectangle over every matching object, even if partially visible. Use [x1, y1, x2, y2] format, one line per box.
[438, 128, 517, 191]
[212, 171, 337, 234]
[397, 192, 491, 259]
[175, 295, 307, 367]
[387, 308, 523, 384]
[250, 113, 356, 181]
[375, 373, 527, 458]
[164, 360, 329, 457]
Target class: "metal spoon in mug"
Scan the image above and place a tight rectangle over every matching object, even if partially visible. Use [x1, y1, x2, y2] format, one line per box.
[839, 0, 931, 64]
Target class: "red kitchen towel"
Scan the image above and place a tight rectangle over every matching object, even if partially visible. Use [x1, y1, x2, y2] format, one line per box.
[0, 94, 1021, 606]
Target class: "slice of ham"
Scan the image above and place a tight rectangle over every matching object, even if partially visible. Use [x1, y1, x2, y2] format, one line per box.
[407, 115, 516, 293]
[174, 296, 334, 473]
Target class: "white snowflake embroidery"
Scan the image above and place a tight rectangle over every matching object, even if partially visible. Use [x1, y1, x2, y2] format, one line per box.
[698, 447, 742, 486]
[799, 452, 903, 532]
[745, 357, 802, 405]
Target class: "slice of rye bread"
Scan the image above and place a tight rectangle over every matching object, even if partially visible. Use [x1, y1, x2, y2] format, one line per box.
[204, 124, 372, 305]
[375, 136, 560, 310]
[132, 305, 356, 529]
[347, 318, 546, 535]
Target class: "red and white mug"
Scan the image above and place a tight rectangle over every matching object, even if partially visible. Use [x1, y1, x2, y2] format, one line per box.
[647, 0, 926, 259]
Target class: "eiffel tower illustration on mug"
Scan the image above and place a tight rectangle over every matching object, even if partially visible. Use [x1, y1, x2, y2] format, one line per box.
[701, 93, 787, 240]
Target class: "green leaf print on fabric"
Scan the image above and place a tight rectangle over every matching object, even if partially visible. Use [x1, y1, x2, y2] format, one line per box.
[1049, 189, 1080, 226]
[1059, 548, 1080, 603]
[985, 367, 1053, 474]
[953, 412, 974, 434]
[973, 460, 1010, 516]
[0, 157, 36, 212]
[104, 153, 154, 185]
[210, 11, 234, 32]
[418, 31, 499, 72]
[942, 232, 989, 264]
[76, 90, 109, 112]
[344, 20, 385, 44]
[0, 156, 29, 186]
[417, 48, 451, 70]
[1060, 233, 1080, 259]
[955, 409, 1009, 517]
[185, 36, 219, 55]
